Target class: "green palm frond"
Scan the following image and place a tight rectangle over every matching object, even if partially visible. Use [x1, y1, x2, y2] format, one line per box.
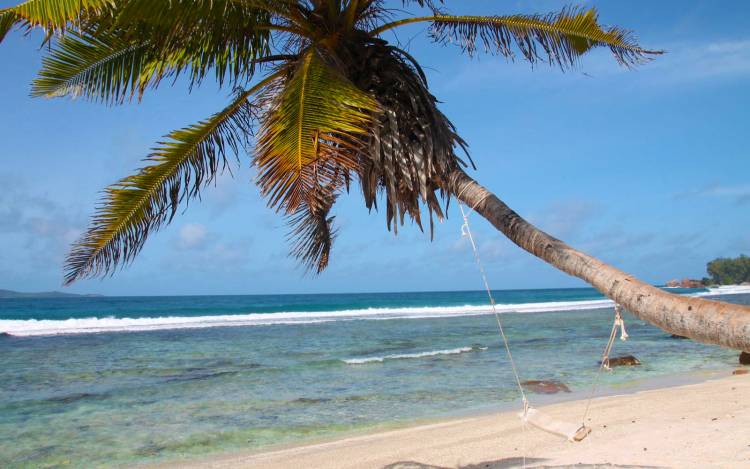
[6, 0, 278, 89]
[31, 30, 156, 103]
[99, 0, 275, 88]
[0, 11, 17, 42]
[63, 76, 278, 285]
[0, 0, 112, 42]
[255, 50, 379, 213]
[372, 7, 661, 68]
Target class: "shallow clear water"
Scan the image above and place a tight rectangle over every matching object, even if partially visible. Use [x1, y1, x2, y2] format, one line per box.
[0, 289, 746, 468]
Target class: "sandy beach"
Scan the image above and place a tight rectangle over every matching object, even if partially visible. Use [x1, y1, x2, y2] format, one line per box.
[168, 372, 750, 469]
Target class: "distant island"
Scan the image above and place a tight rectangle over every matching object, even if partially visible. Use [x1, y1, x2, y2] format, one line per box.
[667, 254, 750, 288]
[0, 289, 103, 299]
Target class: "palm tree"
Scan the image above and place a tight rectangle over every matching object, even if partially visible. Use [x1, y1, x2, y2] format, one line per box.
[2, 0, 749, 351]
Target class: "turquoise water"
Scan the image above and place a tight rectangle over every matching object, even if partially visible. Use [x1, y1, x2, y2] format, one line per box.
[0, 289, 747, 467]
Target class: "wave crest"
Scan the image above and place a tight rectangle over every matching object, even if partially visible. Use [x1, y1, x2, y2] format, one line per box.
[343, 346, 487, 365]
[4, 286, 747, 338]
[0, 299, 616, 337]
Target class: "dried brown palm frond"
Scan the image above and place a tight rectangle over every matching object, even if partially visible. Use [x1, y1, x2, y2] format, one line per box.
[286, 178, 340, 273]
[339, 37, 470, 236]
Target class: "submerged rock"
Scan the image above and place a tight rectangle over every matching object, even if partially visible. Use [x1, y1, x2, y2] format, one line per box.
[521, 380, 571, 394]
[740, 351, 750, 365]
[670, 334, 689, 339]
[47, 392, 106, 404]
[603, 355, 641, 367]
[292, 397, 331, 404]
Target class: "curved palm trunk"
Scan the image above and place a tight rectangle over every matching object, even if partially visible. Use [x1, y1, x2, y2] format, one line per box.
[446, 169, 750, 352]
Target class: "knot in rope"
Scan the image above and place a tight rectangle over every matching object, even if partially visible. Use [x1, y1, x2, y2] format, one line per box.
[614, 304, 629, 341]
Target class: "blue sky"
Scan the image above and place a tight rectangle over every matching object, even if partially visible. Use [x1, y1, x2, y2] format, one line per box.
[0, 1, 748, 296]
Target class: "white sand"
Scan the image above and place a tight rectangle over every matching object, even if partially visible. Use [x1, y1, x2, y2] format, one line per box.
[166, 372, 750, 469]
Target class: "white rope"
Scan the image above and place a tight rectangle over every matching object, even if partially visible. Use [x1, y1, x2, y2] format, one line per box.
[459, 198, 630, 452]
[459, 202, 528, 403]
[580, 304, 627, 427]
[456, 182, 490, 214]
[458, 202, 529, 468]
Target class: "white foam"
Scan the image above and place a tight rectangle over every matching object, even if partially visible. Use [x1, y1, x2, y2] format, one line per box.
[343, 346, 487, 365]
[696, 284, 750, 296]
[4, 286, 747, 338]
[0, 299, 617, 337]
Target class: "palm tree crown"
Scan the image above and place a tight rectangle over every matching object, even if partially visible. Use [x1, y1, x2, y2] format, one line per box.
[0, 0, 660, 284]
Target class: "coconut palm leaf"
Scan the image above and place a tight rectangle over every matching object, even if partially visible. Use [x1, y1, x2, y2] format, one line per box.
[372, 7, 661, 68]
[0, 11, 17, 42]
[101, 0, 276, 88]
[63, 76, 278, 285]
[255, 49, 379, 214]
[31, 32, 293, 104]
[0, 0, 112, 42]
[31, 30, 157, 103]
[8, 0, 280, 89]
[286, 183, 338, 273]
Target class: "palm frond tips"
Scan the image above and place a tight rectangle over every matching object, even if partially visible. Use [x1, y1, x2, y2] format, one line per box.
[0, 0, 112, 42]
[63, 84, 266, 285]
[286, 184, 338, 274]
[255, 50, 380, 214]
[31, 31, 154, 103]
[429, 7, 661, 68]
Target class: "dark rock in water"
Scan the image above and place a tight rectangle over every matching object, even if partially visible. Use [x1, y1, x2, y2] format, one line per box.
[165, 369, 238, 382]
[670, 334, 689, 339]
[47, 392, 106, 404]
[521, 380, 571, 394]
[0, 332, 11, 338]
[733, 369, 748, 376]
[603, 355, 641, 367]
[740, 351, 750, 365]
[135, 443, 167, 457]
[292, 397, 331, 404]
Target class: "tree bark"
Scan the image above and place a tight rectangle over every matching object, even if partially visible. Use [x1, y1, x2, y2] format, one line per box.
[446, 168, 750, 352]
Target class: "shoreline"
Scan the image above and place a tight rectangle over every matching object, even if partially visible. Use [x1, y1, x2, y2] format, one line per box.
[152, 368, 750, 468]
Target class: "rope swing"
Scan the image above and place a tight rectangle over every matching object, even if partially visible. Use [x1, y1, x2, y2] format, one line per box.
[458, 201, 631, 444]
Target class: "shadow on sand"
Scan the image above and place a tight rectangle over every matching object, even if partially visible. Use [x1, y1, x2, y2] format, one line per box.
[382, 460, 665, 469]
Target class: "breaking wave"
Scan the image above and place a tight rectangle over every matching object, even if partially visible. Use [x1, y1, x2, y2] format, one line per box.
[695, 285, 750, 296]
[0, 299, 616, 337]
[2, 286, 747, 337]
[343, 346, 488, 365]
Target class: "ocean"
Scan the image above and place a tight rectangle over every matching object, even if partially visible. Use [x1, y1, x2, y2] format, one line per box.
[1, 287, 748, 467]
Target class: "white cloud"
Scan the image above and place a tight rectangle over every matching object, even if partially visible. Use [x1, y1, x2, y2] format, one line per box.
[163, 234, 253, 274]
[438, 38, 750, 91]
[0, 175, 86, 271]
[177, 223, 208, 250]
[647, 39, 750, 83]
[529, 200, 601, 241]
[677, 183, 750, 205]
